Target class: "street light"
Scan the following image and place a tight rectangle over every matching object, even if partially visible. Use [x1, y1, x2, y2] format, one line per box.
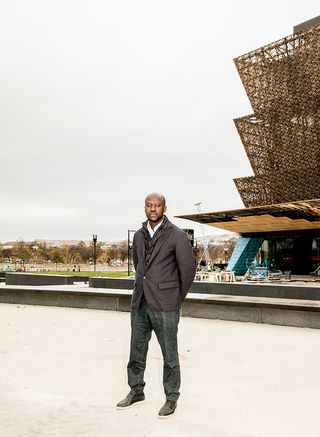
[93, 232, 97, 272]
[223, 247, 228, 264]
[127, 230, 136, 276]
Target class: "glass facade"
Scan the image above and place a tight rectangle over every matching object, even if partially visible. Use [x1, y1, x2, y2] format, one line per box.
[260, 234, 320, 274]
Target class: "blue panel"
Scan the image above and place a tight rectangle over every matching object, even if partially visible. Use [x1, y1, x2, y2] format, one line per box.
[227, 235, 264, 275]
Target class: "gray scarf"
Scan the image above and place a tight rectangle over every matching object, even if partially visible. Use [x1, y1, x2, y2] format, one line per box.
[142, 215, 171, 265]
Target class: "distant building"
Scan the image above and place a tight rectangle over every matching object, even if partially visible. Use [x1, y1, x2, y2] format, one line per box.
[34, 239, 89, 248]
[1, 242, 16, 250]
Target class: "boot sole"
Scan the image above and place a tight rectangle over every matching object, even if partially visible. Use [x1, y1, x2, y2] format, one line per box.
[158, 409, 176, 419]
[116, 399, 145, 410]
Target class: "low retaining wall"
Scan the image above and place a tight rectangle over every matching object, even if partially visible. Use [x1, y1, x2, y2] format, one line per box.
[1, 285, 320, 329]
[9, 275, 320, 302]
[89, 277, 320, 301]
[6, 273, 74, 286]
[89, 277, 134, 289]
[70, 275, 90, 283]
[5, 273, 90, 286]
[0, 286, 132, 312]
[190, 281, 320, 300]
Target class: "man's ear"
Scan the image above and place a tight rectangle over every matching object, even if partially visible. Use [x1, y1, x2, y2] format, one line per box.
[164, 205, 167, 213]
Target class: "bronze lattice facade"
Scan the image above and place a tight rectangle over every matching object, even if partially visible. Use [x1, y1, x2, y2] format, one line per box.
[234, 22, 320, 207]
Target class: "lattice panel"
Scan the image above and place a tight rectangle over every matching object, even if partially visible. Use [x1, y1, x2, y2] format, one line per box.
[234, 24, 320, 115]
[234, 167, 320, 208]
[234, 114, 320, 175]
[234, 22, 320, 207]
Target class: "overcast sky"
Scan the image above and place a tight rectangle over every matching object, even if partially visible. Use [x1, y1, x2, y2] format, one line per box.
[1, 0, 319, 242]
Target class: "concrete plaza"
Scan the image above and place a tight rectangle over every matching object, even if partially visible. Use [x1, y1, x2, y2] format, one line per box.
[1, 303, 320, 437]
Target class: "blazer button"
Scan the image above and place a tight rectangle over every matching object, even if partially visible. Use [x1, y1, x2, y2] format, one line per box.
[143, 276, 146, 279]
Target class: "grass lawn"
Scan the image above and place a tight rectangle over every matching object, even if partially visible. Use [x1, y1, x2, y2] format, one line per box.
[29, 271, 134, 278]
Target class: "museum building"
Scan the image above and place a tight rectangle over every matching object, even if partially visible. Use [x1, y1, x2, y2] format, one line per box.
[178, 17, 320, 275]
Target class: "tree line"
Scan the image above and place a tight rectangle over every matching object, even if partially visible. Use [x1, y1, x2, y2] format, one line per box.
[0, 236, 237, 266]
[0, 240, 128, 266]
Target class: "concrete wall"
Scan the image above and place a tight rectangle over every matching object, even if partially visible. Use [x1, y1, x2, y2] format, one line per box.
[1, 285, 320, 329]
[6, 273, 74, 286]
[89, 277, 320, 301]
[89, 277, 134, 289]
[5, 273, 90, 286]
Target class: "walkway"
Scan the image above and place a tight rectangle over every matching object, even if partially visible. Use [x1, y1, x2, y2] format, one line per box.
[1, 303, 320, 437]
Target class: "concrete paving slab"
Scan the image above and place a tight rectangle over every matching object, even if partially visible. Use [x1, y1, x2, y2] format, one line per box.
[1, 303, 320, 437]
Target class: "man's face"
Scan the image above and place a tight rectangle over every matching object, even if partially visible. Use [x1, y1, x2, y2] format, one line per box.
[145, 196, 167, 225]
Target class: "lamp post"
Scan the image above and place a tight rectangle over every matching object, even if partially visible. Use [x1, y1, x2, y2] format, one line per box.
[93, 232, 97, 272]
[127, 230, 136, 276]
[224, 247, 228, 264]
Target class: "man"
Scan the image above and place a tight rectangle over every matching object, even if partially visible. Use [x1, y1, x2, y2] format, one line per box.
[117, 193, 196, 418]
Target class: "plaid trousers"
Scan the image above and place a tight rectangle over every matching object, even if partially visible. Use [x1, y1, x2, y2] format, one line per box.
[127, 304, 181, 401]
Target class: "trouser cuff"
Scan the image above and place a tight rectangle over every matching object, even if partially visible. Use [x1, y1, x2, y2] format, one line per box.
[166, 395, 180, 402]
[130, 388, 144, 396]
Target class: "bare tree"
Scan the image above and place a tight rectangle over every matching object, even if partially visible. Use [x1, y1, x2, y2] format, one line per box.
[11, 241, 33, 263]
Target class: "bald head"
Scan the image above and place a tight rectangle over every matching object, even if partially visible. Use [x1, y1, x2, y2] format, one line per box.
[144, 192, 167, 228]
[144, 192, 166, 206]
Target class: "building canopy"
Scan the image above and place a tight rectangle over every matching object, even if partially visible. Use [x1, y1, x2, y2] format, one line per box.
[176, 199, 320, 234]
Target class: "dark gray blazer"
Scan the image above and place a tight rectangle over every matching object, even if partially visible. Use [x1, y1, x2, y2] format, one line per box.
[131, 219, 196, 311]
